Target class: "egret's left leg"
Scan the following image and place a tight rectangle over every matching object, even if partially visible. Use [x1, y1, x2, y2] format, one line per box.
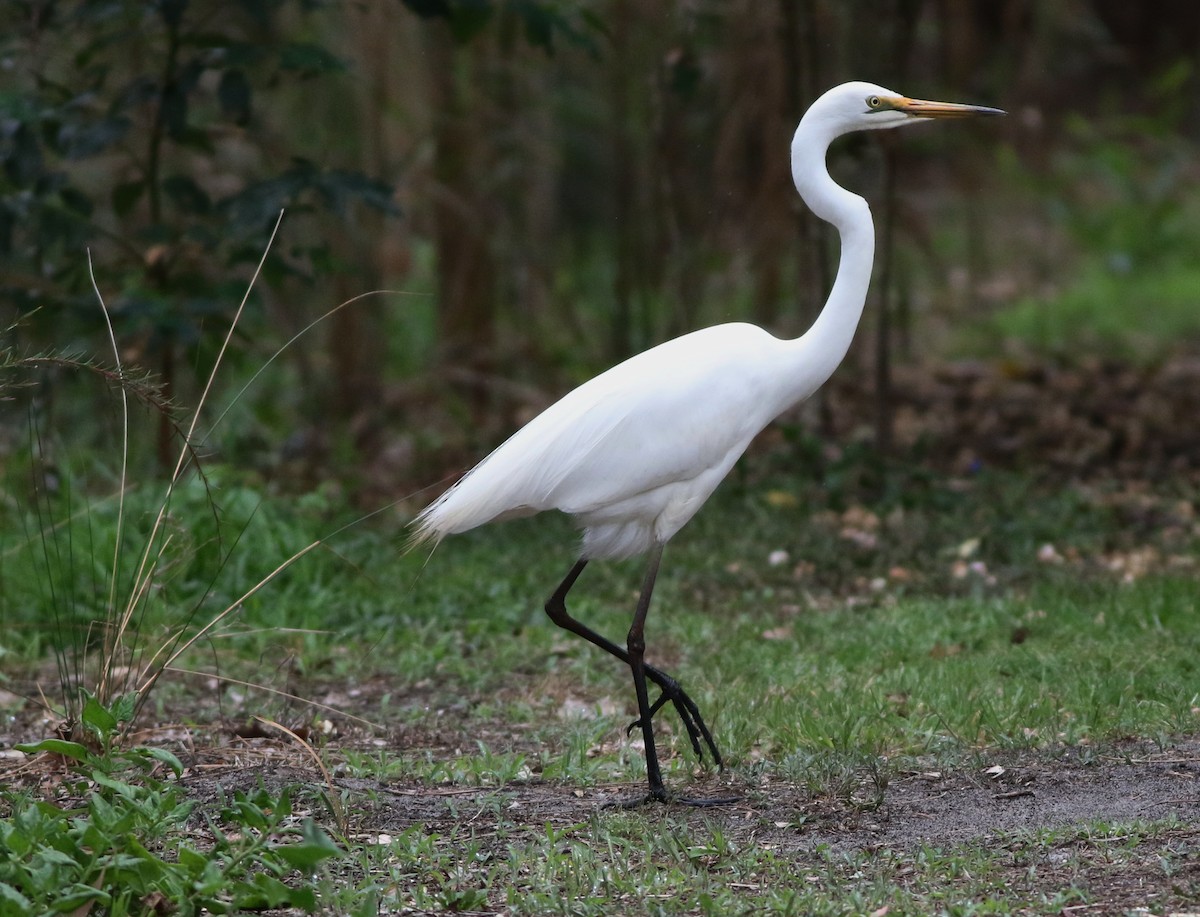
[543, 558, 721, 766]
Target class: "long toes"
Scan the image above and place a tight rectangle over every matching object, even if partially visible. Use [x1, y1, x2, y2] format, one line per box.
[636, 673, 724, 767]
[669, 701, 704, 757]
[604, 789, 740, 808]
[604, 790, 671, 809]
[627, 708, 706, 763]
[672, 793, 741, 808]
[670, 693, 722, 767]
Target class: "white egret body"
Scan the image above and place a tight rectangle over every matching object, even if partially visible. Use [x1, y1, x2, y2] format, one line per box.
[413, 81, 1002, 803]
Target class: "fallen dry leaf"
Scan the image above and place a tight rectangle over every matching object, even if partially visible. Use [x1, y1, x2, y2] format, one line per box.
[764, 490, 799, 508]
[929, 642, 964, 659]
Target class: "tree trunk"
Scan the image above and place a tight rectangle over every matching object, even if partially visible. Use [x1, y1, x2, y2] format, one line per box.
[872, 0, 922, 457]
[609, 0, 636, 361]
[428, 25, 496, 392]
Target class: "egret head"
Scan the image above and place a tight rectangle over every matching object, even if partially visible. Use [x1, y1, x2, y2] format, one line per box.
[806, 81, 1004, 140]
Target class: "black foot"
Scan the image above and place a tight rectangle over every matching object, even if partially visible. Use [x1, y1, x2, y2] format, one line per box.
[625, 670, 722, 768]
[673, 793, 742, 808]
[604, 789, 670, 809]
[603, 789, 742, 809]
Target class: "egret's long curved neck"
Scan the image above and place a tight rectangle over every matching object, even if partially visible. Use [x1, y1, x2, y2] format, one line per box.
[785, 117, 876, 400]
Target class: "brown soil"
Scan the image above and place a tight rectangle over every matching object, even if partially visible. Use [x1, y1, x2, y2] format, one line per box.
[4, 666, 1200, 917]
[133, 730, 1200, 912]
[5, 679, 1199, 913]
[181, 740, 1200, 857]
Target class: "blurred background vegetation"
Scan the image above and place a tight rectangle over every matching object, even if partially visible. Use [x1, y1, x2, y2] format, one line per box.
[3, 0, 1200, 504]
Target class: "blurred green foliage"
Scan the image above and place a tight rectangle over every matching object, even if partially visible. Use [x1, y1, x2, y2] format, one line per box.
[981, 62, 1200, 359]
[0, 0, 398, 368]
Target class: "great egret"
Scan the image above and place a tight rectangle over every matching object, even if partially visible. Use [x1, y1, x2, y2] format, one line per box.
[412, 81, 1003, 803]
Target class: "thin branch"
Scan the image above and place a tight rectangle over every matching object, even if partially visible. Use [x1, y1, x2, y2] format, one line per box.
[156, 668, 384, 730]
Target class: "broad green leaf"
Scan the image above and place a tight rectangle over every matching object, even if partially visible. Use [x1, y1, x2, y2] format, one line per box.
[136, 746, 185, 777]
[234, 872, 305, 909]
[59, 117, 130, 158]
[82, 693, 118, 737]
[58, 186, 93, 217]
[273, 820, 342, 869]
[91, 770, 141, 801]
[112, 693, 137, 724]
[176, 845, 208, 874]
[112, 179, 145, 216]
[0, 883, 32, 910]
[14, 740, 90, 762]
[50, 884, 110, 912]
[31, 849, 78, 868]
[164, 174, 212, 214]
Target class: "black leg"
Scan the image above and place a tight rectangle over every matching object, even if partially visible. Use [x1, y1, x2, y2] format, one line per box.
[625, 674, 721, 767]
[544, 558, 722, 768]
[617, 547, 738, 808]
[627, 543, 667, 800]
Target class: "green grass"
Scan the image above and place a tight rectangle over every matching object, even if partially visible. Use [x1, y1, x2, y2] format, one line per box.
[6, 457, 1198, 763]
[364, 465, 1200, 776]
[307, 811, 1192, 916]
[1, 722, 341, 915]
[980, 256, 1200, 361]
[4, 456, 1200, 912]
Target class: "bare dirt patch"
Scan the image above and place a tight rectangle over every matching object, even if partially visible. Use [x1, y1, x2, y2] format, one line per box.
[4, 669, 1200, 912]
[148, 733, 1200, 913]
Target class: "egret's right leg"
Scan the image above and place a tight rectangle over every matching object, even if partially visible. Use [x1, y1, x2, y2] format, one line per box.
[625, 543, 668, 800]
[543, 559, 723, 769]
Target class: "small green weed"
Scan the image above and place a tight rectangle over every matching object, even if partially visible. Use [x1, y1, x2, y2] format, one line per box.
[312, 811, 1193, 915]
[2, 724, 341, 915]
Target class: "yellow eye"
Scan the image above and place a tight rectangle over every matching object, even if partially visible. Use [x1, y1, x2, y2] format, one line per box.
[867, 95, 882, 108]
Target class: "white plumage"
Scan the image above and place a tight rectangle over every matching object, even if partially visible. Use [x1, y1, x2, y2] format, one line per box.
[414, 322, 826, 559]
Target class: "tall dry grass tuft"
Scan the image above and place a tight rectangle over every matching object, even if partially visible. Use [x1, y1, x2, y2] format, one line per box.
[5, 212, 412, 746]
